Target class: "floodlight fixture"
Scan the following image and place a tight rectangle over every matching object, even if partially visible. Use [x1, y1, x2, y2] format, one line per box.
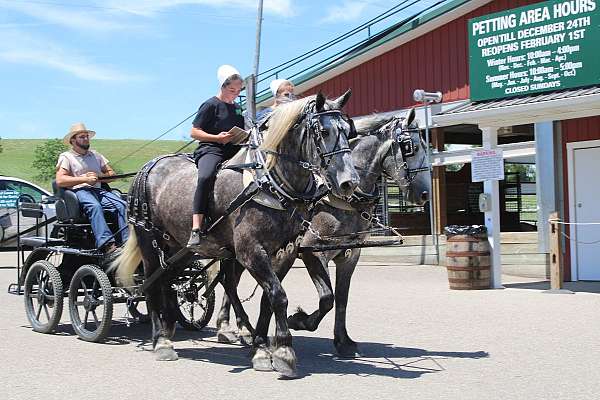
[413, 89, 443, 103]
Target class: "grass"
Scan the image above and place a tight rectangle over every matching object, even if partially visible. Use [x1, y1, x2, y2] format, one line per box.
[0, 139, 193, 192]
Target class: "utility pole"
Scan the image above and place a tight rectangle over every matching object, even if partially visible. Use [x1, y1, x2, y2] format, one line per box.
[249, 0, 264, 120]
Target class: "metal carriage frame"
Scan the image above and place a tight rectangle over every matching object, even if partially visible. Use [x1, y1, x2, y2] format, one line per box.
[8, 185, 216, 343]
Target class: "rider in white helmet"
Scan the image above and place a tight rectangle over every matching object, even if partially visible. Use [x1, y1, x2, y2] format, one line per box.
[256, 78, 296, 123]
[187, 65, 245, 247]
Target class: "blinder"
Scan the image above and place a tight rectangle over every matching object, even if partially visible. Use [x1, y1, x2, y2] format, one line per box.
[394, 127, 419, 159]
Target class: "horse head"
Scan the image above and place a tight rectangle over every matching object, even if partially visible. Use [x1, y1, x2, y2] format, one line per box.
[260, 90, 359, 200]
[352, 108, 430, 205]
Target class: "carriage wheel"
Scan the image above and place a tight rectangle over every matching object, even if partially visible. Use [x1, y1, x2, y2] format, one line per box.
[68, 264, 113, 342]
[173, 267, 215, 331]
[23, 260, 64, 334]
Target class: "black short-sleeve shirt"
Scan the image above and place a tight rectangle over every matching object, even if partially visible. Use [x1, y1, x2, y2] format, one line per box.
[192, 96, 244, 152]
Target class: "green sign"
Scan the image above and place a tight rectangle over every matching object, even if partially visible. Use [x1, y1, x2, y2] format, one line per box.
[469, 0, 600, 101]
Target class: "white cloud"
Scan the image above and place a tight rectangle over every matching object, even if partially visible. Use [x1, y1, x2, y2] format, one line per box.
[0, 30, 146, 82]
[320, 1, 369, 23]
[0, 1, 131, 32]
[102, 0, 295, 18]
[0, 0, 296, 33]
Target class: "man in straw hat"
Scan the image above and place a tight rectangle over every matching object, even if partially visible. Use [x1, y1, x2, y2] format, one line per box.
[256, 78, 296, 123]
[55, 122, 128, 253]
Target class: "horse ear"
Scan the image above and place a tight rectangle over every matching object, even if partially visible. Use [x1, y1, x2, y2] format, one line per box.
[333, 89, 352, 109]
[404, 107, 416, 128]
[316, 91, 326, 111]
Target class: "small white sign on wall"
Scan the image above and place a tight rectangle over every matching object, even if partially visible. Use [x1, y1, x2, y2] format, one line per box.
[471, 149, 504, 182]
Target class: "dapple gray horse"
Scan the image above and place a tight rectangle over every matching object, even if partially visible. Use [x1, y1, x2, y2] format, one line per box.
[115, 92, 359, 378]
[216, 108, 430, 358]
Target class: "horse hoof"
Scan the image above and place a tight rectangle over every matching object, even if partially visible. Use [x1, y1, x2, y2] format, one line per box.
[238, 327, 253, 346]
[335, 343, 361, 358]
[272, 346, 298, 378]
[217, 329, 238, 344]
[155, 347, 179, 361]
[252, 347, 273, 372]
[287, 312, 307, 331]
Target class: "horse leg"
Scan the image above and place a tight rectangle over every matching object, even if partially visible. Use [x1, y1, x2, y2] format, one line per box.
[332, 248, 361, 357]
[136, 231, 178, 361]
[218, 260, 254, 345]
[250, 291, 274, 371]
[288, 250, 334, 332]
[216, 260, 242, 344]
[239, 250, 297, 378]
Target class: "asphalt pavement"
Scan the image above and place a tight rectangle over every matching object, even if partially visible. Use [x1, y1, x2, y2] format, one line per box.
[1, 251, 599, 399]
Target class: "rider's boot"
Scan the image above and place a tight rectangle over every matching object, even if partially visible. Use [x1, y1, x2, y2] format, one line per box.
[186, 229, 206, 247]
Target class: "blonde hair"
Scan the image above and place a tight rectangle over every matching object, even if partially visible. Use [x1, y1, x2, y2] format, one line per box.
[260, 96, 314, 169]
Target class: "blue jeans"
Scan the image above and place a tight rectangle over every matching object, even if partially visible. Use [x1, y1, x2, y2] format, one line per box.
[74, 188, 129, 249]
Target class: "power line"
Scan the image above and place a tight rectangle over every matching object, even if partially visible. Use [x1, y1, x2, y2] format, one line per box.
[257, 0, 438, 81]
[110, 110, 197, 167]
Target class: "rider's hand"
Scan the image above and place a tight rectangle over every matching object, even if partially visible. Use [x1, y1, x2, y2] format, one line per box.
[85, 172, 98, 184]
[216, 132, 234, 144]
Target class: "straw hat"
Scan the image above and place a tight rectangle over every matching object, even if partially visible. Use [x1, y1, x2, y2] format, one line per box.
[63, 122, 96, 146]
[270, 79, 290, 97]
[217, 64, 241, 87]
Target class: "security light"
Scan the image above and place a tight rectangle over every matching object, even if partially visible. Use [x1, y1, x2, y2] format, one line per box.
[413, 90, 443, 103]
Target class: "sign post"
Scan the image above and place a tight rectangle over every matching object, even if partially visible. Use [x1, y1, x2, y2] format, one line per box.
[478, 128, 504, 289]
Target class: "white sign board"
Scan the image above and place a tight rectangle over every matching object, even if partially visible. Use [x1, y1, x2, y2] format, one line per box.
[471, 149, 504, 182]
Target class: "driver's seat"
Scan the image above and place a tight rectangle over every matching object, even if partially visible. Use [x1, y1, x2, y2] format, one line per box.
[52, 180, 88, 223]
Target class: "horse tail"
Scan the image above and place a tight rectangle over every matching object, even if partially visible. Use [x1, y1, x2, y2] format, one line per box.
[111, 226, 142, 286]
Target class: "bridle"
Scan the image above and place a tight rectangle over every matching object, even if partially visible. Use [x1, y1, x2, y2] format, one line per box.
[379, 117, 429, 187]
[256, 100, 354, 204]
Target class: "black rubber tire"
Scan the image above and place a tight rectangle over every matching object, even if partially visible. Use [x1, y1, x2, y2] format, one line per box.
[174, 266, 215, 331]
[68, 264, 113, 342]
[23, 260, 64, 334]
[20, 248, 52, 286]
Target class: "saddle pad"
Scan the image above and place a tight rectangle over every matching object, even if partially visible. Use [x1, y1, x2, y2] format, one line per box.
[242, 154, 285, 211]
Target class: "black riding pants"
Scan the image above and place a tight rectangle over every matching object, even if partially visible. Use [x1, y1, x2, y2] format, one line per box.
[192, 144, 237, 215]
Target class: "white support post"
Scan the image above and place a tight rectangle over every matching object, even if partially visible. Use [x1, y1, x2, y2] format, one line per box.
[534, 121, 555, 253]
[482, 127, 503, 289]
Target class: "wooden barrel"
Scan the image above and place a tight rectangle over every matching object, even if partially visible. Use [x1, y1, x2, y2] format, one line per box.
[445, 233, 490, 290]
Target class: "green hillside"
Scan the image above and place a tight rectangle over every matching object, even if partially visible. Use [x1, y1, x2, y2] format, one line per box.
[0, 139, 194, 192]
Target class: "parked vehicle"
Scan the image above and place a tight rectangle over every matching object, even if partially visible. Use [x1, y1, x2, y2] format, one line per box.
[0, 176, 56, 248]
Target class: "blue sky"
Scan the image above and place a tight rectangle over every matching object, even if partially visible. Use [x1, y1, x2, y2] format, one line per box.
[0, 0, 442, 140]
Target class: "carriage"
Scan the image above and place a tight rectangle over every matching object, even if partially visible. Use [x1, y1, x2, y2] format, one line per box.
[6, 93, 429, 378]
[8, 181, 216, 342]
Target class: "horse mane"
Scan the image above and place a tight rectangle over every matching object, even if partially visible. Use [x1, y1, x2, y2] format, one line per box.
[260, 95, 314, 169]
[353, 113, 396, 135]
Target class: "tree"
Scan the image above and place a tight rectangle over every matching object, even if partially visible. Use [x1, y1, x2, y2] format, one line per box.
[0, 137, 3, 154]
[32, 139, 67, 181]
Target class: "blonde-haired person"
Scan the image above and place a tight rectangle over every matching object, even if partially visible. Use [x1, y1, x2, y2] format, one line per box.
[256, 79, 296, 123]
[188, 65, 245, 247]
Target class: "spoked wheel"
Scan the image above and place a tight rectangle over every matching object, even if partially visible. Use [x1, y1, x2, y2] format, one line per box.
[23, 260, 64, 333]
[68, 264, 113, 342]
[173, 264, 215, 331]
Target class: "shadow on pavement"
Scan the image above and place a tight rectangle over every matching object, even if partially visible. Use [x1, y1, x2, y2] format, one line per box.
[176, 335, 489, 379]
[504, 280, 600, 294]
